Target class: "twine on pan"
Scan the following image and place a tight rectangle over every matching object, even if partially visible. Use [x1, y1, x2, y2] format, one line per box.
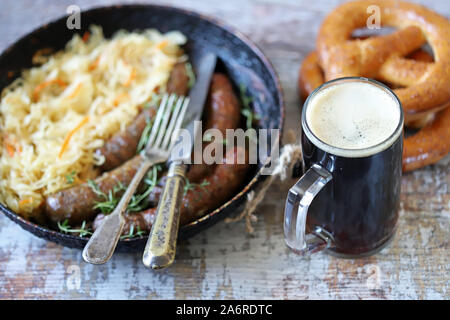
[225, 130, 303, 233]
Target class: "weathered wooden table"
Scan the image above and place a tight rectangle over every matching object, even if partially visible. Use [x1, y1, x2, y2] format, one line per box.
[0, 0, 448, 299]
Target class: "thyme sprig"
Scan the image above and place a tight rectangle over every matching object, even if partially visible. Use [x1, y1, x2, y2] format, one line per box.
[88, 179, 126, 214]
[88, 165, 162, 214]
[127, 165, 162, 212]
[239, 84, 260, 129]
[183, 178, 210, 195]
[120, 224, 146, 240]
[57, 219, 92, 237]
[137, 115, 154, 153]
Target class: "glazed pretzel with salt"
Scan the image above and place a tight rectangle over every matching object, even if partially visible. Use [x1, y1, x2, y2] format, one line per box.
[299, 0, 450, 171]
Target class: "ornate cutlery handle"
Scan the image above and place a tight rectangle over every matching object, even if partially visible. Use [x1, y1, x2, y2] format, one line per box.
[143, 162, 187, 269]
[83, 158, 153, 264]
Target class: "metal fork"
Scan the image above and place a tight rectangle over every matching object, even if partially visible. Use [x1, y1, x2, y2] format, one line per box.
[82, 93, 190, 264]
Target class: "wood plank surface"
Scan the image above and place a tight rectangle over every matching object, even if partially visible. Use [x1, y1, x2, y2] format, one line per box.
[0, 0, 448, 299]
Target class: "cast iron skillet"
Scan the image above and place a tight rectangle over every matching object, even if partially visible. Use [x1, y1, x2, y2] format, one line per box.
[0, 4, 284, 250]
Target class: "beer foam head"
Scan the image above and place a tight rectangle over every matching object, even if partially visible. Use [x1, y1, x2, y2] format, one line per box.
[304, 80, 402, 157]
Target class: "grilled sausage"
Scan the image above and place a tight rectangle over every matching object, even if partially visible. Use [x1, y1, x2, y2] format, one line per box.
[95, 62, 189, 171]
[204, 73, 241, 135]
[93, 147, 250, 234]
[46, 156, 142, 225]
[167, 61, 190, 96]
[95, 108, 155, 171]
[188, 73, 242, 179]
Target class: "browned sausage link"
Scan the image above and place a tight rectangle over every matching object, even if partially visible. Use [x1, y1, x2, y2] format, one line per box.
[167, 61, 190, 96]
[181, 146, 249, 225]
[95, 108, 155, 171]
[45, 156, 143, 225]
[189, 73, 242, 179]
[205, 73, 241, 135]
[95, 62, 189, 171]
[93, 147, 250, 234]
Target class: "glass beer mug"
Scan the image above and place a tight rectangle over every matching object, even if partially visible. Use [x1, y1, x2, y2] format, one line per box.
[284, 77, 404, 258]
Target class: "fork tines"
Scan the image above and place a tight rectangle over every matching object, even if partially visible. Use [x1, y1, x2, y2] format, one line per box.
[145, 93, 190, 154]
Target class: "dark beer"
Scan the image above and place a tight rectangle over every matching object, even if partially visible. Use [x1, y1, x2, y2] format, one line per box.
[285, 77, 403, 257]
[302, 132, 402, 256]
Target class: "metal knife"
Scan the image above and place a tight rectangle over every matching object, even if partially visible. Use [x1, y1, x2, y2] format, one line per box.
[142, 53, 217, 269]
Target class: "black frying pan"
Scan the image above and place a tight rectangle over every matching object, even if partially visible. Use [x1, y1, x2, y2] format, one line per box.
[0, 4, 284, 250]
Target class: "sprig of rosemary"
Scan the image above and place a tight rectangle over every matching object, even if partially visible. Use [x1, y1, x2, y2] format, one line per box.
[127, 165, 162, 212]
[239, 84, 260, 129]
[183, 178, 210, 195]
[88, 179, 126, 214]
[120, 224, 146, 240]
[57, 219, 92, 237]
[87, 179, 104, 197]
[137, 115, 154, 153]
[88, 165, 163, 214]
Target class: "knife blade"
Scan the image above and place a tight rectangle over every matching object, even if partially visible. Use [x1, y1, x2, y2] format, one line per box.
[169, 52, 217, 163]
[142, 53, 217, 270]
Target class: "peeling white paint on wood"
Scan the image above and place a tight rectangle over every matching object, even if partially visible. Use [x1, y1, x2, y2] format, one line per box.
[0, 0, 449, 300]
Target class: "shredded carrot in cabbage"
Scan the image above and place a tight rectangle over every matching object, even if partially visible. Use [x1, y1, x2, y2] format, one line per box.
[33, 78, 67, 101]
[89, 55, 101, 71]
[66, 83, 83, 100]
[82, 31, 90, 43]
[58, 116, 90, 159]
[123, 68, 136, 87]
[4, 142, 15, 157]
[18, 198, 33, 207]
[3, 135, 20, 157]
[113, 93, 130, 106]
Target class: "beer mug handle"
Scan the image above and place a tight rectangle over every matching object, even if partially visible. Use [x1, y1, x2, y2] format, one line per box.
[284, 164, 334, 254]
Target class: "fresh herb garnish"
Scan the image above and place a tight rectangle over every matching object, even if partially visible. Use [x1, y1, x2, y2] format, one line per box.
[88, 165, 162, 214]
[183, 178, 209, 195]
[57, 219, 92, 237]
[143, 164, 162, 186]
[185, 62, 196, 89]
[88, 179, 126, 214]
[127, 165, 162, 212]
[87, 179, 104, 197]
[120, 224, 146, 240]
[92, 190, 119, 213]
[65, 171, 76, 184]
[239, 84, 260, 129]
[199, 179, 210, 188]
[137, 115, 154, 153]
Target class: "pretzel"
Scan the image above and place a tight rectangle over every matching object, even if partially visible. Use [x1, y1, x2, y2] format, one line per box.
[403, 105, 450, 171]
[316, 0, 450, 123]
[299, 50, 450, 172]
[299, 49, 436, 101]
[299, 0, 450, 171]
